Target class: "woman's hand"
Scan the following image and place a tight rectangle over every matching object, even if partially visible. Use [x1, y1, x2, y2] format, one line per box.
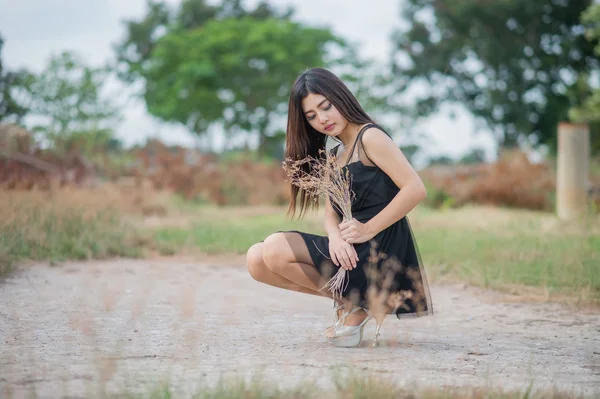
[328, 236, 358, 270]
[339, 218, 376, 244]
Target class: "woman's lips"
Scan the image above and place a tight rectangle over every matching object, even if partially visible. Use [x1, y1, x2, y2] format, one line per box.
[324, 124, 335, 131]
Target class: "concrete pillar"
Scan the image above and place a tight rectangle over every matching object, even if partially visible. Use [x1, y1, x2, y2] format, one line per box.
[556, 122, 590, 220]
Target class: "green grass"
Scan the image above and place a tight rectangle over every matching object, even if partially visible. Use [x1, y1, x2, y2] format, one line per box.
[0, 190, 144, 274]
[413, 206, 600, 300]
[152, 204, 600, 302]
[154, 208, 323, 255]
[0, 209, 143, 271]
[3, 187, 598, 303]
[99, 376, 588, 399]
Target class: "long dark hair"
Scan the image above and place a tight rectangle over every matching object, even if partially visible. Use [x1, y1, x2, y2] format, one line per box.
[285, 67, 374, 218]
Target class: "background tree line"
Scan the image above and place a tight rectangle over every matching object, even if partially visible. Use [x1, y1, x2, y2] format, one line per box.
[0, 0, 598, 162]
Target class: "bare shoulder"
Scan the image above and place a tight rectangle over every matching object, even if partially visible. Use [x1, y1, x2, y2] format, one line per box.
[360, 125, 399, 162]
[360, 125, 421, 189]
[361, 126, 394, 147]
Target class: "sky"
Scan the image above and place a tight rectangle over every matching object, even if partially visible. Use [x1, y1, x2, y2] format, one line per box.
[0, 0, 497, 162]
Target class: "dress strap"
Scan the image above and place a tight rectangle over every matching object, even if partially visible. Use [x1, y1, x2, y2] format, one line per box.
[344, 123, 379, 167]
[330, 143, 342, 157]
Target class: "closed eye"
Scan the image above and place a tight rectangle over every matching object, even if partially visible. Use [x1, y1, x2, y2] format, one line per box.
[305, 103, 332, 121]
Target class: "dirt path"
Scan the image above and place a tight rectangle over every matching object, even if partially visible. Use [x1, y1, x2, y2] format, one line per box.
[1, 259, 599, 398]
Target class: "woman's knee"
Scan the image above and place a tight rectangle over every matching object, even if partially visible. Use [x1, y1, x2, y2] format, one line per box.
[261, 233, 290, 272]
[246, 243, 268, 281]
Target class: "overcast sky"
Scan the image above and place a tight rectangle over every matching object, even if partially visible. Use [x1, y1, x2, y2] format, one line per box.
[0, 0, 496, 160]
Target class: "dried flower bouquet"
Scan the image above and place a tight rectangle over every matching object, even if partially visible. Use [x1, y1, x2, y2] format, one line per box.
[282, 149, 355, 298]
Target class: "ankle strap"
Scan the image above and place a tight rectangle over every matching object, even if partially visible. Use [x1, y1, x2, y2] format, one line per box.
[346, 306, 363, 315]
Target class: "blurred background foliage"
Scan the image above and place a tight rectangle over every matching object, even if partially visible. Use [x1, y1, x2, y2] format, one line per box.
[1, 0, 599, 299]
[393, 0, 600, 153]
[2, 0, 599, 156]
[0, 0, 599, 204]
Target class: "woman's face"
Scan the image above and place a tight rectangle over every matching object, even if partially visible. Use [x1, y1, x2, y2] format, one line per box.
[301, 93, 348, 138]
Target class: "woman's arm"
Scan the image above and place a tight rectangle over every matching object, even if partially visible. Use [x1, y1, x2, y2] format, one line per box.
[363, 127, 427, 235]
[324, 196, 343, 240]
[339, 127, 427, 244]
[325, 196, 358, 269]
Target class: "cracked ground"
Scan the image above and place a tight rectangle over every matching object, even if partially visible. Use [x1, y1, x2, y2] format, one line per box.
[1, 259, 599, 397]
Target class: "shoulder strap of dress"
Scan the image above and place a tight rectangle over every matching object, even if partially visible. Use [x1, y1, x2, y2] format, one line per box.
[357, 123, 392, 168]
[344, 123, 379, 166]
[330, 143, 341, 157]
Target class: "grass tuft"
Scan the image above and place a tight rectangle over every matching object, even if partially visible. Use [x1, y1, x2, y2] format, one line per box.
[106, 375, 590, 399]
[0, 188, 145, 273]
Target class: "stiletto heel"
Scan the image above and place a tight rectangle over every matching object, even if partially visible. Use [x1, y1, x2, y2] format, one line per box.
[371, 312, 387, 347]
[330, 307, 372, 347]
[372, 323, 382, 347]
[371, 311, 388, 347]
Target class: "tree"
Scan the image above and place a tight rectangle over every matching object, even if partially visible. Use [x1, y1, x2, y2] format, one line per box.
[391, 0, 599, 153]
[113, 0, 308, 154]
[113, 0, 292, 86]
[337, 48, 402, 120]
[570, 3, 600, 155]
[115, 0, 395, 155]
[143, 17, 341, 152]
[114, 0, 345, 154]
[21, 51, 121, 152]
[570, 3, 600, 123]
[0, 34, 29, 124]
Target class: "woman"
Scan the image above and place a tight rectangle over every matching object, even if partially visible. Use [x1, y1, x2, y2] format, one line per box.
[246, 67, 433, 348]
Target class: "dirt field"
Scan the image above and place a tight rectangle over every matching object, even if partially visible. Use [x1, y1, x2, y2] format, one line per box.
[1, 258, 599, 398]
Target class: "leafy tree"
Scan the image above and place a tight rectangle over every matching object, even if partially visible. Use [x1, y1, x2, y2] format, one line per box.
[143, 17, 340, 152]
[114, 0, 346, 154]
[391, 0, 599, 153]
[337, 48, 402, 120]
[0, 34, 28, 124]
[113, 0, 171, 85]
[115, 0, 395, 155]
[570, 3, 600, 123]
[113, 0, 292, 86]
[21, 51, 121, 152]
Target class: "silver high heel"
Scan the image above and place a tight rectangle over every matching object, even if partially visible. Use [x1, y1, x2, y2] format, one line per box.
[371, 308, 391, 347]
[324, 301, 345, 338]
[330, 307, 388, 347]
[372, 319, 383, 347]
[330, 307, 375, 348]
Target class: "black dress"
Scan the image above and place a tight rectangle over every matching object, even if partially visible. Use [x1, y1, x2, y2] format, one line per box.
[275, 124, 433, 319]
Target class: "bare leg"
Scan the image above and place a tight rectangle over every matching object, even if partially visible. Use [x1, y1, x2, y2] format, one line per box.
[246, 242, 329, 298]
[260, 233, 369, 338]
[261, 232, 331, 293]
[248, 232, 366, 337]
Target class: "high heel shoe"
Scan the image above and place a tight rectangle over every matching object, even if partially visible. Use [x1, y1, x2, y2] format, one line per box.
[330, 307, 388, 347]
[324, 301, 345, 338]
[330, 307, 374, 347]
